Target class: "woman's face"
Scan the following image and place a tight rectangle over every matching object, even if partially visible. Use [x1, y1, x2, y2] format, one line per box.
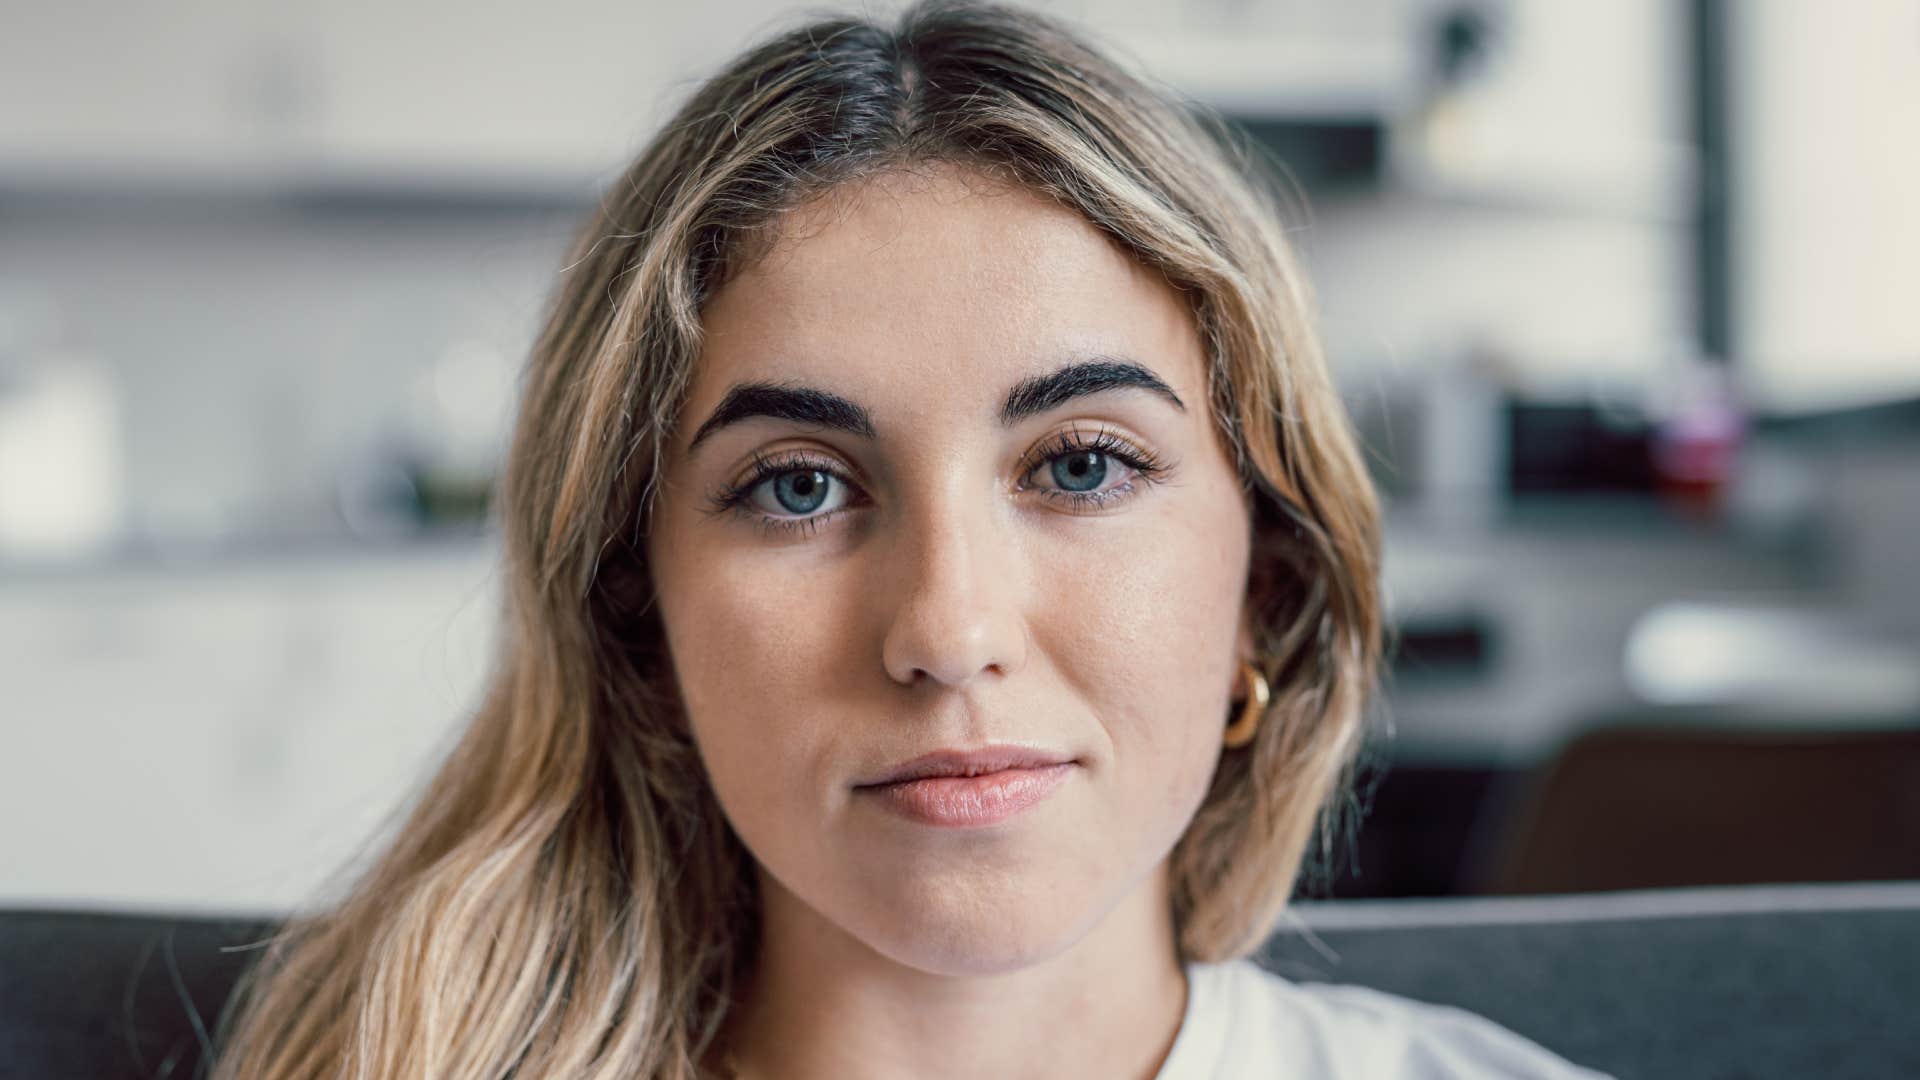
[646, 163, 1254, 976]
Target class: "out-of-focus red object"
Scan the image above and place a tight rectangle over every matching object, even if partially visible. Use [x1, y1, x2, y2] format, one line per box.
[1652, 364, 1746, 519]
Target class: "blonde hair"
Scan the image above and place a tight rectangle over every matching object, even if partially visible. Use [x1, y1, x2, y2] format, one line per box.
[210, 2, 1383, 1076]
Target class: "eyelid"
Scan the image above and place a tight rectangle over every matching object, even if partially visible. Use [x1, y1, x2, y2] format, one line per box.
[734, 446, 855, 491]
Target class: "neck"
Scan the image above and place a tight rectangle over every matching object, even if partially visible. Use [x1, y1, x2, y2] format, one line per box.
[712, 862, 1189, 1080]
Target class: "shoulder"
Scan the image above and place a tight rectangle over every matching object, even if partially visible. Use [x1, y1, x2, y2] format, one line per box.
[1192, 959, 1617, 1079]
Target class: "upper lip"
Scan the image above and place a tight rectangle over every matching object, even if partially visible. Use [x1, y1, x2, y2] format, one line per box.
[858, 744, 1077, 787]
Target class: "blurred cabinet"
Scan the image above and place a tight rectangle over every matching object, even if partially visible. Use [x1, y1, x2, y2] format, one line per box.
[1387, 0, 1693, 222]
[0, 0, 277, 182]
[0, 0, 796, 191]
[0, 541, 499, 912]
[282, 0, 730, 186]
[1060, 0, 1420, 117]
[0, 0, 1421, 194]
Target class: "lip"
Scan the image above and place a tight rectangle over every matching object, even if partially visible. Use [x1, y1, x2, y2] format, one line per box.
[855, 762, 1077, 828]
[857, 744, 1078, 787]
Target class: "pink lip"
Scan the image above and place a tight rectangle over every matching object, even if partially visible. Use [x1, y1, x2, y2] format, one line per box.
[859, 745, 1076, 786]
[856, 763, 1076, 828]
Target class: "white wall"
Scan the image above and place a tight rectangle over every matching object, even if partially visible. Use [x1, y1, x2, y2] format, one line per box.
[1731, 0, 1920, 411]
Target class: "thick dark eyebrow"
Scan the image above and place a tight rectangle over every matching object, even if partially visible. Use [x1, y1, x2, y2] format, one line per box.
[683, 357, 1186, 456]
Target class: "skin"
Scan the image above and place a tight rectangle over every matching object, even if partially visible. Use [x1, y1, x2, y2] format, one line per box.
[645, 161, 1257, 1080]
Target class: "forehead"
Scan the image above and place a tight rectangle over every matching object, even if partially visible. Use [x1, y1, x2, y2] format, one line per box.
[685, 164, 1207, 439]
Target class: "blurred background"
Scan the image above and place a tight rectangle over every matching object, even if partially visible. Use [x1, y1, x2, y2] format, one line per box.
[2, 0, 1917, 915]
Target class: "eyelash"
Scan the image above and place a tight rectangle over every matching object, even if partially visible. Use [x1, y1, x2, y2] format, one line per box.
[704, 423, 1171, 540]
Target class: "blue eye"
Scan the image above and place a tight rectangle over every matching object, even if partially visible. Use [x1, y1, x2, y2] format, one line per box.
[755, 465, 851, 521]
[1019, 423, 1168, 511]
[709, 424, 1170, 539]
[706, 452, 857, 539]
[769, 468, 834, 514]
[1050, 450, 1107, 493]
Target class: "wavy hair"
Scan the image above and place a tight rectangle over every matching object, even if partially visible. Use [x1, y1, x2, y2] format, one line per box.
[210, 2, 1383, 1076]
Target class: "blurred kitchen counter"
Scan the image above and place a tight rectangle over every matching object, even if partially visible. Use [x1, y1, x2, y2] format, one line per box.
[1379, 494, 1874, 767]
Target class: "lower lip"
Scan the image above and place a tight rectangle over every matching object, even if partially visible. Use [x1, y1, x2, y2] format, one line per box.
[857, 763, 1076, 828]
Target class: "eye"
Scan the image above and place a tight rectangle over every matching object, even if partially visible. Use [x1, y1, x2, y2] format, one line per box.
[707, 449, 860, 539]
[1016, 422, 1171, 512]
[751, 465, 846, 517]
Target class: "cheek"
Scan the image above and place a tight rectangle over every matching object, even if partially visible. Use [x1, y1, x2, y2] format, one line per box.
[1035, 484, 1250, 822]
[654, 541, 865, 841]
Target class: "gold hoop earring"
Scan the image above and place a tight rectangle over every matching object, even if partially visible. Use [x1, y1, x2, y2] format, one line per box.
[1223, 661, 1268, 749]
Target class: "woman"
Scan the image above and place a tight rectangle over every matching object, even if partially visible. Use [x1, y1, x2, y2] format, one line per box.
[213, 2, 1609, 1077]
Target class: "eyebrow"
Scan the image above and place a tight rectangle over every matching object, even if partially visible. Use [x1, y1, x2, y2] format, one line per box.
[683, 356, 1187, 456]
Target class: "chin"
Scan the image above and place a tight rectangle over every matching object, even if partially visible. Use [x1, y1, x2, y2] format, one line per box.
[867, 924, 1077, 978]
[847, 874, 1095, 978]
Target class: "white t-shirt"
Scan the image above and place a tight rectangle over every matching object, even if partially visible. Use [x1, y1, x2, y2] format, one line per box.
[1154, 958, 1617, 1079]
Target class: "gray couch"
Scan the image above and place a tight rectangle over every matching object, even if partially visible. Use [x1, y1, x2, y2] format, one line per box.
[4, 882, 1916, 1078]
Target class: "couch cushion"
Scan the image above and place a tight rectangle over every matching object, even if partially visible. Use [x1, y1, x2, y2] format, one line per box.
[3, 882, 1916, 1078]
[1271, 882, 1920, 1079]
[0, 907, 274, 1079]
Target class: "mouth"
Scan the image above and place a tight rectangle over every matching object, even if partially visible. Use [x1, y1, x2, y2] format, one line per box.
[854, 747, 1079, 828]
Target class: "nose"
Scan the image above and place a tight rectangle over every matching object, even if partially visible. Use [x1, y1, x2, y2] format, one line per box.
[880, 492, 1029, 689]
